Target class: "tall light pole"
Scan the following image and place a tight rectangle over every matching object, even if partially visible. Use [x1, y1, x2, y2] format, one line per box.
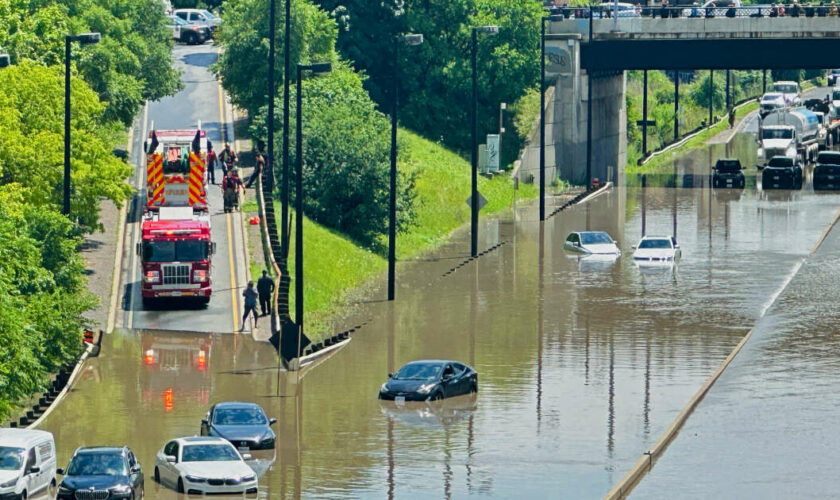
[540, 15, 563, 222]
[281, 0, 293, 261]
[388, 34, 423, 302]
[294, 62, 332, 341]
[266, 0, 276, 193]
[470, 25, 499, 257]
[64, 33, 100, 217]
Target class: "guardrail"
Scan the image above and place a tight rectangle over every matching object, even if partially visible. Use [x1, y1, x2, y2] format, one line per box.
[548, 4, 829, 20]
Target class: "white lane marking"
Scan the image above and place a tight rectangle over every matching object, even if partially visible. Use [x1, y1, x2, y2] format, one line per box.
[127, 103, 149, 329]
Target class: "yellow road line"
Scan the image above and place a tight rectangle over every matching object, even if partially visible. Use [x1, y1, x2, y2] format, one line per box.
[219, 78, 239, 332]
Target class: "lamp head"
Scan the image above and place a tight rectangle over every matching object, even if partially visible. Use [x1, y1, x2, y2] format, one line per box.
[475, 25, 499, 35]
[545, 14, 565, 21]
[309, 61, 332, 75]
[402, 34, 424, 46]
[76, 33, 101, 45]
[0, 54, 9, 69]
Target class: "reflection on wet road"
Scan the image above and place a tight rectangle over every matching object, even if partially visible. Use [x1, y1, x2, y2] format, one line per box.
[42, 176, 840, 497]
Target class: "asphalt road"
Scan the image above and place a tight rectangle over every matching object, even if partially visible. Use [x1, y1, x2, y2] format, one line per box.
[118, 43, 250, 335]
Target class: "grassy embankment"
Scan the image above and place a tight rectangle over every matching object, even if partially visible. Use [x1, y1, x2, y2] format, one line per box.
[249, 129, 538, 340]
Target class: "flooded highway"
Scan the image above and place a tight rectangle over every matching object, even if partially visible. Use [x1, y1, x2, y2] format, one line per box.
[41, 175, 840, 497]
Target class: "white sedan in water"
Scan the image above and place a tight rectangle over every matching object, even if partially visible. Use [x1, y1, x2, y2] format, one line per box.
[632, 235, 681, 264]
[154, 436, 258, 495]
[564, 231, 621, 255]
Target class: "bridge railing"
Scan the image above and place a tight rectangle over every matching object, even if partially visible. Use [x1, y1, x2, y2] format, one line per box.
[548, 4, 834, 20]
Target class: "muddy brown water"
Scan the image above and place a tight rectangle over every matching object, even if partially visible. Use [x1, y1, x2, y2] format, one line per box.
[39, 172, 840, 498]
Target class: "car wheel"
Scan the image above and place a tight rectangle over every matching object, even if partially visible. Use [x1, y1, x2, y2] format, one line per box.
[19, 490, 26, 500]
[154, 467, 160, 483]
[139, 486, 145, 499]
[48, 480, 57, 497]
[177, 478, 185, 493]
[470, 380, 478, 393]
[429, 391, 443, 401]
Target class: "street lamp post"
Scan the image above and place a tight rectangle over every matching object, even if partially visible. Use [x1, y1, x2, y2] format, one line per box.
[281, 0, 292, 261]
[64, 33, 100, 217]
[470, 25, 499, 258]
[388, 34, 423, 302]
[266, 0, 276, 193]
[294, 62, 332, 344]
[540, 15, 563, 223]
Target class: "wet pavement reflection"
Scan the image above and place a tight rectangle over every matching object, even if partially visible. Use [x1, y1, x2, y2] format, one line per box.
[40, 177, 840, 498]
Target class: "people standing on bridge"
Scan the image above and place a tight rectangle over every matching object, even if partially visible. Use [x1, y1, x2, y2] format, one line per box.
[769, 3, 779, 16]
[829, 0, 838, 16]
[659, 0, 669, 18]
[790, 1, 802, 16]
[241, 281, 258, 331]
[207, 143, 218, 184]
[689, 2, 701, 17]
[817, 1, 828, 16]
[257, 270, 275, 316]
[725, 2, 737, 17]
[219, 142, 238, 175]
[245, 150, 265, 189]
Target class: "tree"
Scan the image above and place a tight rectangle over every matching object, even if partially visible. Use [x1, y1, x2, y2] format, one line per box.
[0, 62, 133, 232]
[214, 0, 337, 115]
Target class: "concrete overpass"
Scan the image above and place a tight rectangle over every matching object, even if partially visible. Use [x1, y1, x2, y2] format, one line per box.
[543, 16, 840, 184]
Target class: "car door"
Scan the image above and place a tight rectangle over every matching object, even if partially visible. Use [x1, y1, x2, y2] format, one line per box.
[441, 364, 457, 397]
[127, 450, 142, 494]
[565, 233, 580, 252]
[161, 441, 179, 485]
[23, 447, 41, 494]
[453, 363, 469, 396]
[201, 406, 214, 435]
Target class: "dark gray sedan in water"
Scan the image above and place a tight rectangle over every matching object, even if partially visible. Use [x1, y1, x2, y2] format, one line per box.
[379, 360, 478, 402]
[200, 402, 277, 450]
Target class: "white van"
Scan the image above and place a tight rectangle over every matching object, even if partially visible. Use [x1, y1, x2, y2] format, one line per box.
[0, 429, 57, 499]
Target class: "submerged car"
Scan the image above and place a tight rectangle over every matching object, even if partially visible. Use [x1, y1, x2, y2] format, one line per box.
[564, 231, 621, 255]
[154, 436, 257, 495]
[712, 158, 745, 189]
[632, 235, 681, 264]
[762, 155, 802, 190]
[200, 402, 277, 450]
[813, 151, 840, 190]
[56, 446, 144, 500]
[379, 360, 478, 402]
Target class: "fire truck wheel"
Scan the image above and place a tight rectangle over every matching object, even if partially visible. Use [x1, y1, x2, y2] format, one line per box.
[199, 297, 210, 307]
[142, 297, 155, 309]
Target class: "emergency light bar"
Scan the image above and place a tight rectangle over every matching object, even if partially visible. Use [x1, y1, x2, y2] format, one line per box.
[150, 229, 201, 235]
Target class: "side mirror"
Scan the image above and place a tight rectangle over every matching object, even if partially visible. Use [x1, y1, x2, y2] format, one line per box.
[29, 466, 40, 474]
[166, 455, 177, 464]
[201, 419, 208, 426]
[210, 242, 217, 255]
[241, 453, 252, 460]
[631, 245, 637, 250]
[387, 373, 393, 379]
[56, 468, 64, 475]
[269, 418, 277, 425]
[130, 465, 141, 474]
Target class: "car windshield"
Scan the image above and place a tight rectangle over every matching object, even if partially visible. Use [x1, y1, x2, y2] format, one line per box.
[67, 453, 127, 476]
[768, 157, 794, 167]
[201, 10, 217, 19]
[169, 16, 187, 25]
[0, 448, 24, 471]
[716, 160, 741, 172]
[580, 232, 613, 245]
[762, 129, 793, 139]
[181, 444, 240, 462]
[762, 94, 783, 102]
[774, 84, 797, 94]
[638, 239, 672, 249]
[394, 363, 442, 381]
[818, 154, 840, 165]
[834, 90, 840, 101]
[213, 408, 267, 426]
[143, 240, 208, 262]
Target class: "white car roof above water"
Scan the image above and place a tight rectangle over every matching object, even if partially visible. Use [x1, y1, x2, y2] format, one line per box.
[0, 428, 53, 448]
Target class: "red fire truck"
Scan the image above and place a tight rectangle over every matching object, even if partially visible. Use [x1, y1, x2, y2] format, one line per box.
[137, 207, 215, 307]
[143, 127, 209, 211]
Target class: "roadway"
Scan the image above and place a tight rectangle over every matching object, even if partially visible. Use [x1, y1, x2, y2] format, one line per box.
[117, 43, 250, 335]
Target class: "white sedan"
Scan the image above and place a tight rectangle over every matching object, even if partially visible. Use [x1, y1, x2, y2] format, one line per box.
[632, 235, 681, 264]
[154, 436, 258, 495]
[564, 231, 621, 255]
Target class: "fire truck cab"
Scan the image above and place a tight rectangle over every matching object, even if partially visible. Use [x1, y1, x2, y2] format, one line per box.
[138, 207, 215, 307]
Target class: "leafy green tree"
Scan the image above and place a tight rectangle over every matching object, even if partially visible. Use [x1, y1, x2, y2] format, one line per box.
[252, 65, 416, 246]
[691, 71, 725, 111]
[214, 0, 337, 115]
[0, 62, 133, 232]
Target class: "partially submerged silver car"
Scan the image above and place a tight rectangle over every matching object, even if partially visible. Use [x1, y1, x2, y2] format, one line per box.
[564, 231, 621, 255]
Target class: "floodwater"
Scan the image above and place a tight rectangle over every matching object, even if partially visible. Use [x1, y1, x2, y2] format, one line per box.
[631, 189, 840, 499]
[40, 176, 840, 497]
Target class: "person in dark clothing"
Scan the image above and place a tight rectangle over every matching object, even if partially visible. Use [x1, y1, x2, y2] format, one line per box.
[219, 143, 237, 176]
[725, 3, 737, 17]
[207, 143, 218, 184]
[241, 281, 258, 331]
[818, 1, 828, 16]
[257, 270, 275, 316]
[246, 151, 265, 188]
[790, 1, 802, 16]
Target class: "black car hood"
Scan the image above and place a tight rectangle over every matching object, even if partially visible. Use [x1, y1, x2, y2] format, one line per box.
[211, 424, 273, 441]
[385, 379, 432, 392]
[61, 475, 130, 490]
[764, 165, 795, 172]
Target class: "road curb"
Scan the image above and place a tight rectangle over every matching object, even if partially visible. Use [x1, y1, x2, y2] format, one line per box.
[604, 200, 840, 500]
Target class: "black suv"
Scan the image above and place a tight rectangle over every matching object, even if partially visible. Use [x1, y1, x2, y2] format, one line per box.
[762, 155, 803, 190]
[813, 151, 840, 190]
[57, 447, 144, 500]
[712, 158, 745, 189]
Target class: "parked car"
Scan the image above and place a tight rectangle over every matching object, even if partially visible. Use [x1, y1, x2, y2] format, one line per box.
[564, 231, 621, 255]
[173, 9, 222, 34]
[827, 69, 840, 86]
[166, 15, 210, 45]
[632, 235, 681, 264]
[154, 437, 257, 495]
[0, 429, 57, 500]
[712, 158, 745, 189]
[759, 92, 786, 118]
[56, 446, 143, 500]
[813, 151, 840, 190]
[762, 155, 803, 190]
[379, 360, 478, 402]
[200, 402, 277, 450]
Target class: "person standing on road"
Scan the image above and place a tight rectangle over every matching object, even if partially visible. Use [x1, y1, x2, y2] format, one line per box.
[246, 150, 265, 189]
[257, 270, 275, 316]
[207, 143, 218, 184]
[241, 281, 258, 331]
